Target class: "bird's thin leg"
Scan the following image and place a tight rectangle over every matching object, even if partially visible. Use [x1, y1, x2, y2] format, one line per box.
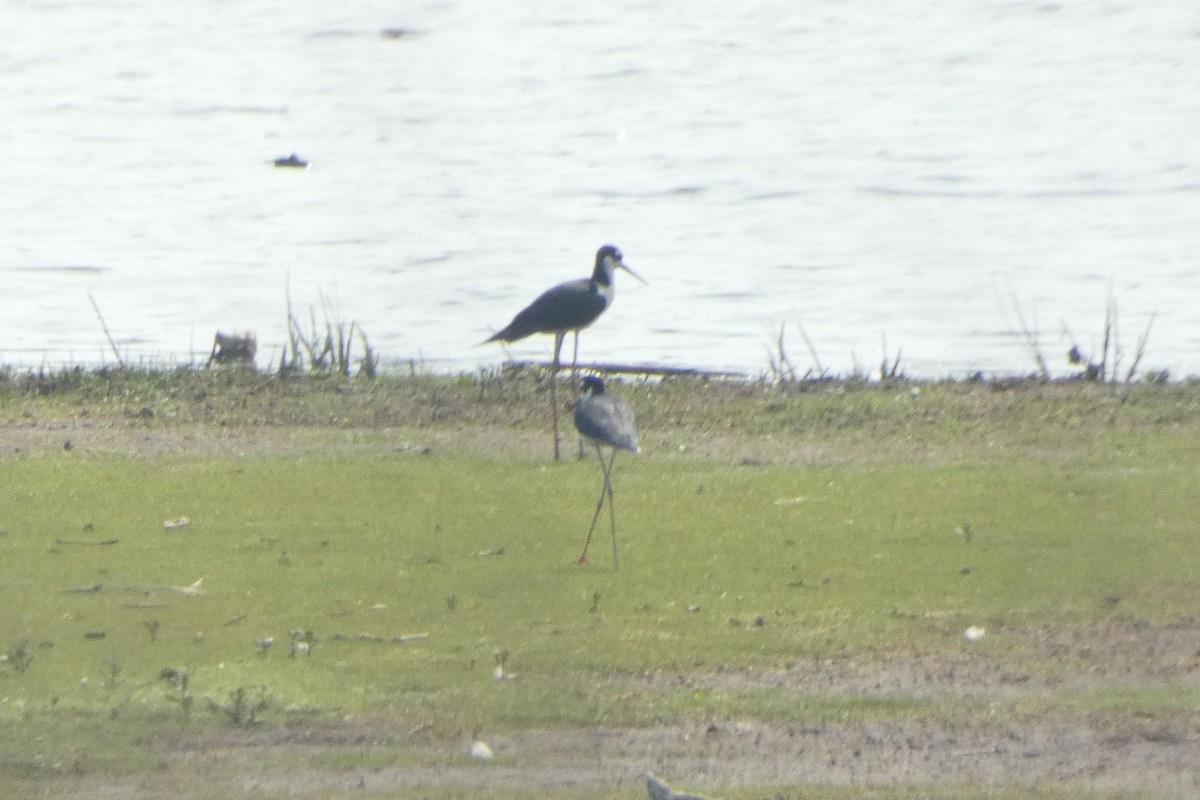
[571, 331, 581, 378]
[550, 332, 564, 461]
[571, 331, 590, 455]
[578, 444, 609, 564]
[603, 449, 619, 571]
[573, 331, 588, 460]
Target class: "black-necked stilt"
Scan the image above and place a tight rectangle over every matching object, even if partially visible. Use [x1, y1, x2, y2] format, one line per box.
[485, 245, 644, 460]
[573, 376, 639, 569]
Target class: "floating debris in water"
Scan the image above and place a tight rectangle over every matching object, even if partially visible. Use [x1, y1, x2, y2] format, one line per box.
[273, 153, 309, 168]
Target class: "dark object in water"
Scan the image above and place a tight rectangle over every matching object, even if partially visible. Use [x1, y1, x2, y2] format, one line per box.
[274, 153, 309, 168]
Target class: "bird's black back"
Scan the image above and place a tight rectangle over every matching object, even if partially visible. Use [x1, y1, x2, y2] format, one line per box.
[486, 277, 609, 342]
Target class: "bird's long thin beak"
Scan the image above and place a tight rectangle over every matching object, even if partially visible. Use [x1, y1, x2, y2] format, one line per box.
[617, 261, 648, 286]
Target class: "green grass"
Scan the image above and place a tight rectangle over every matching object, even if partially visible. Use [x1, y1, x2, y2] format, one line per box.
[0, 368, 1198, 797]
[4, 452, 1192, 704]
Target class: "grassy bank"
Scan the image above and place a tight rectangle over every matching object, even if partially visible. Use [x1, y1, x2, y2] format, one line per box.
[1, 368, 1198, 798]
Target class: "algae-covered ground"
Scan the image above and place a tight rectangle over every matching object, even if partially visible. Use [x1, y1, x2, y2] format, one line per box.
[0, 367, 1198, 799]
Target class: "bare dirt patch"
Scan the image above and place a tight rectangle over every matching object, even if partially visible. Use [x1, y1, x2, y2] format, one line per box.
[97, 620, 1197, 798]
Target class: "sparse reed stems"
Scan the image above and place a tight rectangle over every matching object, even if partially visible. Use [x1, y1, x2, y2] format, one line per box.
[1007, 288, 1160, 383]
[88, 293, 125, 369]
[766, 321, 830, 384]
[1007, 289, 1050, 380]
[279, 284, 377, 377]
[880, 333, 904, 380]
[1062, 291, 1159, 383]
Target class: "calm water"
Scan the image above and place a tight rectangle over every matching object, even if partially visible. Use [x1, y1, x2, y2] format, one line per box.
[3, 0, 1199, 378]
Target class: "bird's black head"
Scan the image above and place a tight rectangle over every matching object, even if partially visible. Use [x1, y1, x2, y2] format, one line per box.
[592, 246, 623, 286]
[596, 244, 623, 263]
[592, 244, 645, 287]
[580, 375, 606, 395]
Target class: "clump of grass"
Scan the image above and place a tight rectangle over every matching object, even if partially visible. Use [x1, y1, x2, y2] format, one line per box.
[879, 332, 904, 380]
[765, 321, 829, 384]
[205, 685, 268, 726]
[767, 323, 907, 384]
[1063, 296, 1157, 383]
[289, 630, 316, 658]
[159, 668, 193, 717]
[765, 323, 798, 384]
[0, 365, 90, 396]
[280, 286, 377, 377]
[1009, 287, 1161, 383]
[5, 639, 33, 675]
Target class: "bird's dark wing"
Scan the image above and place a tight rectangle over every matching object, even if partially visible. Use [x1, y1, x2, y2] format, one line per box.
[486, 278, 607, 342]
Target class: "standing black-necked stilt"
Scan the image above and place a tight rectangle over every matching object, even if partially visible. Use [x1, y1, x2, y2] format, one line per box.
[573, 376, 639, 569]
[485, 245, 644, 461]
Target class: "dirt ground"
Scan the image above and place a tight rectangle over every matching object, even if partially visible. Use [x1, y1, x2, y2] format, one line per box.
[76, 620, 1189, 798]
